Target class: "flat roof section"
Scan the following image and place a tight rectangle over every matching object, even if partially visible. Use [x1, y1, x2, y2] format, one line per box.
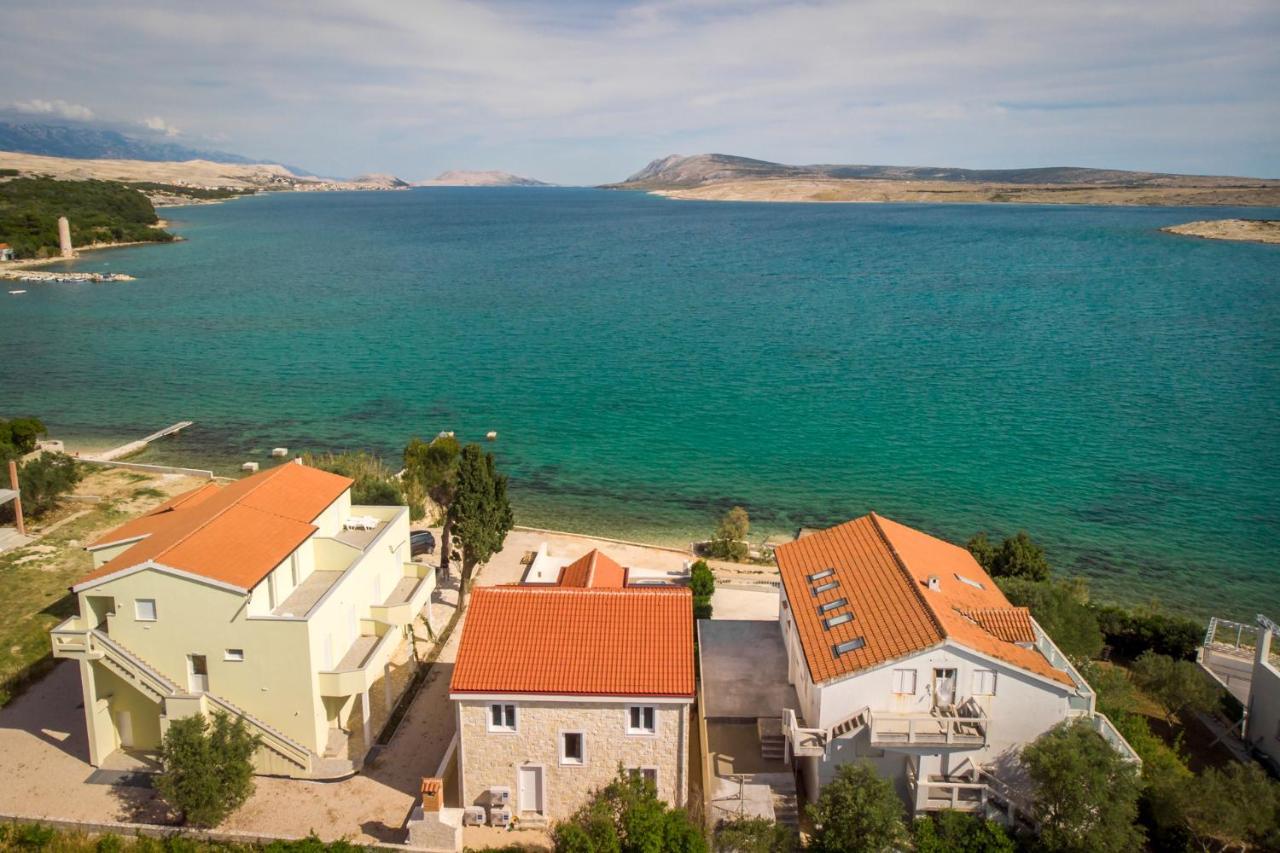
[698, 619, 798, 720]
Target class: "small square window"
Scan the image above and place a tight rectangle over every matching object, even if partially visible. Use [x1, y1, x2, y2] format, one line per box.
[627, 705, 657, 735]
[134, 599, 157, 621]
[488, 703, 517, 732]
[561, 731, 584, 765]
[224, 649, 245, 662]
[629, 767, 658, 787]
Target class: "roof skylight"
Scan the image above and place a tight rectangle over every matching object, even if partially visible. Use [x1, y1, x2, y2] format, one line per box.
[954, 573, 985, 590]
[807, 568, 835, 583]
[817, 598, 848, 614]
[832, 637, 866, 657]
[824, 613, 854, 630]
[811, 580, 839, 595]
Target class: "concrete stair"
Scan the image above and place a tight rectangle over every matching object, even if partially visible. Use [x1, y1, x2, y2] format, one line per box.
[757, 716, 787, 762]
[773, 791, 800, 829]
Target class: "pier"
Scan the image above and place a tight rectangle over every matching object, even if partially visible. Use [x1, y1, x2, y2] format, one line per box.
[86, 421, 194, 462]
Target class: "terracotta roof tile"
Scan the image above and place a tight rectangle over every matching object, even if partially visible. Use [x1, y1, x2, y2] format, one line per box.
[74, 463, 353, 593]
[775, 513, 1073, 687]
[557, 549, 628, 588]
[450, 586, 695, 698]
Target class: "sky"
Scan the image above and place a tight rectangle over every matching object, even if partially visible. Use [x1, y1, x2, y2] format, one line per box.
[2, 0, 1278, 184]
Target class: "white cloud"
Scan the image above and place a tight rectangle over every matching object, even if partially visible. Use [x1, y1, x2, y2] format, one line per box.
[10, 98, 94, 121]
[140, 116, 181, 137]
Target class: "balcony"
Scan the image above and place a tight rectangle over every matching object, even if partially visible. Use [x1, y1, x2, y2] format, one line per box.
[369, 562, 435, 628]
[782, 708, 827, 757]
[51, 617, 99, 659]
[317, 621, 400, 697]
[869, 705, 990, 748]
[907, 764, 988, 813]
[1090, 712, 1142, 765]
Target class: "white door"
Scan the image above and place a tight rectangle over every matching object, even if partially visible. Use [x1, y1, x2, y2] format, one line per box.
[188, 654, 209, 692]
[518, 765, 543, 815]
[116, 710, 134, 748]
[933, 668, 957, 709]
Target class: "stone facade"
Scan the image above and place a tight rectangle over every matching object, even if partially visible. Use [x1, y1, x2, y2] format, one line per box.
[458, 698, 691, 821]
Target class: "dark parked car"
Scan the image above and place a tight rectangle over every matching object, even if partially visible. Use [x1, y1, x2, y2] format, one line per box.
[410, 530, 436, 557]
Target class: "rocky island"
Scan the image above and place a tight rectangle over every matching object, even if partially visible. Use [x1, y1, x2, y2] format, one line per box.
[607, 153, 1280, 207]
[1161, 219, 1280, 244]
[416, 169, 552, 187]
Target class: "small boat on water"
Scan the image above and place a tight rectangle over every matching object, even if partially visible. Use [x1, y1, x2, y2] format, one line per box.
[8, 289, 27, 294]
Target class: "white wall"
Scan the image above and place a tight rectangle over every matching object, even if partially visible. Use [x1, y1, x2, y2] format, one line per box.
[1249, 630, 1280, 767]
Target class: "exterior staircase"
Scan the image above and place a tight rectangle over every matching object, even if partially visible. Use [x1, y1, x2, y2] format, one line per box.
[828, 706, 869, 741]
[772, 790, 800, 829]
[757, 717, 787, 762]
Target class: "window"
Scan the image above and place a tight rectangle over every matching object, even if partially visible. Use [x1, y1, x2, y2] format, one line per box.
[134, 599, 157, 621]
[816, 598, 847, 614]
[560, 731, 584, 765]
[488, 703, 517, 732]
[954, 573, 986, 590]
[629, 767, 658, 787]
[823, 612, 854, 629]
[892, 669, 917, 694]
[627, 705, 657, 735]
[973, 669, 997, 695]
[811, 580, 839, 595]
[224, 649, 245, 662]
[806, 568, 835, 583]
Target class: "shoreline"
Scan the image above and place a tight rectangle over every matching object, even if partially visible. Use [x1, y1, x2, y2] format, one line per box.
[640, 178, 1280, 207]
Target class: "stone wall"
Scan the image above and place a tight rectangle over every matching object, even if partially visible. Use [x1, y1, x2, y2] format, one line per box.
[458, 699, 690, 821]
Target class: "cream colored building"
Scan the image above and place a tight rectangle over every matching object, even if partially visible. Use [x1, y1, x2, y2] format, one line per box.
[449, 551, 694, 823]
[51, 461, 435, 779]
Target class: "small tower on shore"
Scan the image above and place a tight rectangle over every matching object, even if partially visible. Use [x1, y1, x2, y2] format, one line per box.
[58, 216, 74, 258]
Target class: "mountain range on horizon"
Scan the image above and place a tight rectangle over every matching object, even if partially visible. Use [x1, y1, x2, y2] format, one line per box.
[416, 169, 553, 187]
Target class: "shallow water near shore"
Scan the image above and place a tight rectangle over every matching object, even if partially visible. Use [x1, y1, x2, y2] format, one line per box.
[2, 188, 1278, 617]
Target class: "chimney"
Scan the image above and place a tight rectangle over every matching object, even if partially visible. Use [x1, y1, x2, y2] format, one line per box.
[927, 575, 941, 592]
[420, 777, 443, 813]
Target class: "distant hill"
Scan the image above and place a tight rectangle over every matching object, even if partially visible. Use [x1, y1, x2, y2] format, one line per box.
[609, 153, 1273, 190]
[350, 172, 411, 188]
[417, 169, 552, 187]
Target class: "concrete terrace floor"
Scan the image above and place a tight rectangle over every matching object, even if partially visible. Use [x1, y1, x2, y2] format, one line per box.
[0, 527, 780, 846]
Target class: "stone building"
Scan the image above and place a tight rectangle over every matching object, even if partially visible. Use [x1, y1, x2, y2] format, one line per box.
[449, 554, 694, 823]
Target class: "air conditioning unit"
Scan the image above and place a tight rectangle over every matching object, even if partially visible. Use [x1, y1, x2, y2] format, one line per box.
[489, 805, 513, 828]
[488, 785, 511, 806]
[462, 806, 486, 827]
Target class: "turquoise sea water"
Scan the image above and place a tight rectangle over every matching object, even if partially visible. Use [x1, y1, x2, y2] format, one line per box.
[2, 189, 1278, 617]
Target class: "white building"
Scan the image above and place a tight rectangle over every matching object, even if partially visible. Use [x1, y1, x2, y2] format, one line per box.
[51, 461, 435, 778]
[1199, 615, 1280, 772]
[772, 513, 1137, 822]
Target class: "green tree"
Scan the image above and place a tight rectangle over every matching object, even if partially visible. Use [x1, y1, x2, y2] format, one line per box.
[989, 531, 1051, 581]
[713, 817, 797, 853]
[965, 532, 997, 572]
[690, 559, 715, 620]
[155, 711, 260, 827]
[303, 450, 404, 507]
[403, 434, 461, 569]
[0, 416, 46, 460]
[449, 443, 513, 594]
[1130, 650, 1221, 726]
[1000, 577, 1103, 661]
[1022, 719, 1144, 853]
[553, 769, 706, 853]
[1177, 763, 1280, 851]
[806, 762, 907, 853]
[912, 811, 1016, 853]
[709, 506, 750, 561]
[14, 452, 82, 517]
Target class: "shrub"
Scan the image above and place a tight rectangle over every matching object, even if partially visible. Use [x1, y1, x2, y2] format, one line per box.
[708, 507, 749, 562]
[806, 762, 907, 853]
[689, 560, 715, 598]
[0, 417, 46, 460]
[156, 711, 261, 827]
[14, 451, 82, 518]
[1130, 650, 1220, 725]
[693, 597, 713, 620]
[1092, 605, 1201, 661]
[713, 817, 797, 853]
[553, 769, 706, 853]
[912, 811, 1016, 853]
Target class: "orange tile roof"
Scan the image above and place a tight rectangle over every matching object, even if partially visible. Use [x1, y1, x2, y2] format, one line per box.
[774, 513, 1073, 687]
[557, 549, 628, 588]
[450, 586, 695, 698]
[74, 463, 353, 593]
